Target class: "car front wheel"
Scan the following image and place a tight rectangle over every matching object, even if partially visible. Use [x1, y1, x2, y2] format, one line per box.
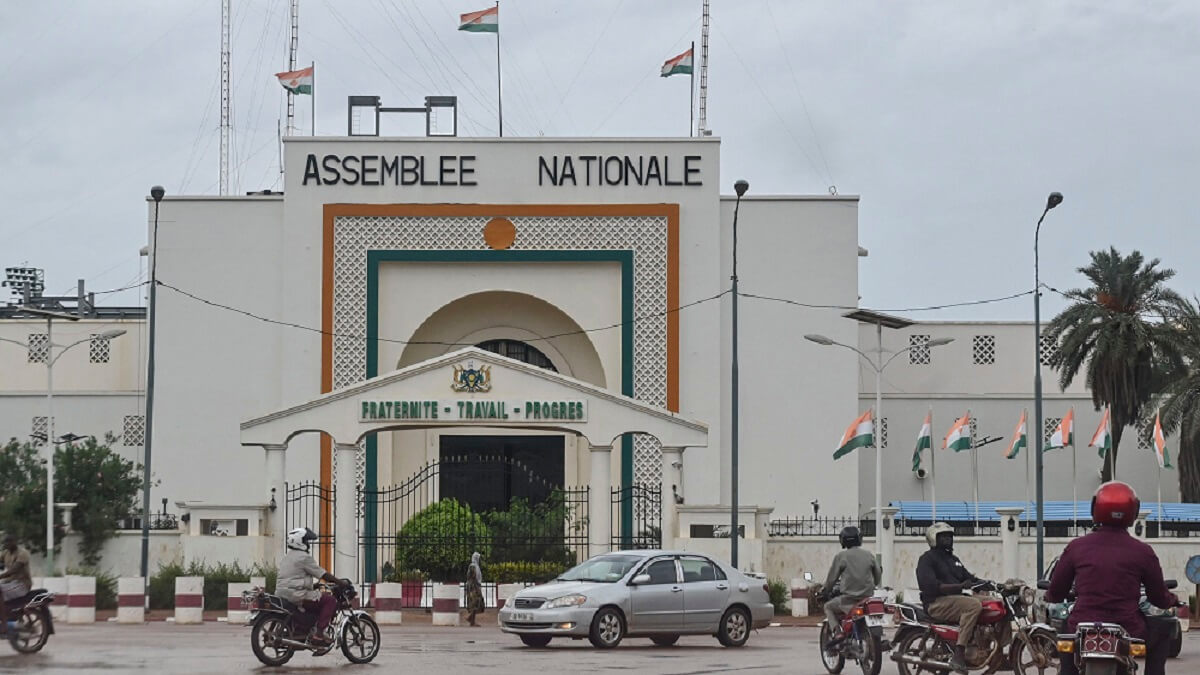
[717, 606, 751, 647]
[588, 607, 625, 649]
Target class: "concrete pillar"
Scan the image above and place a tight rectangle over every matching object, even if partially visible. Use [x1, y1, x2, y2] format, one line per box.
[117, 577, 145, 624]
[66, 576, 95, 624]
[226, 578, 263, 625]
[334, 442, 360, 584]
[660, 446, 684, 550]
[41, 577, 68, 621]
[264, 444, 287, 554]
[879, 506, 899, 589]
[374, 582, 404, 625]
[996, 507, 1024, 582]
[431, 582, 461, 626]
[588, 444, 613, 556]
[174, 576, 204, 624]
[790, 577, 809, 617]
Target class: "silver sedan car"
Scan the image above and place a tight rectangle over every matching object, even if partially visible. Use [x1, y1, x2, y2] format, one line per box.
[498, 550, 774, 649]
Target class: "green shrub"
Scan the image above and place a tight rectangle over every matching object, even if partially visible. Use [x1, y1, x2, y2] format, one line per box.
[484, 495, 578, 567]
[68, 568, 118, 610]
[487, 561, 570, 584]
[767, 578, 789, 615]
[395, 500, 492, 581]
[147, 560, 276, 610]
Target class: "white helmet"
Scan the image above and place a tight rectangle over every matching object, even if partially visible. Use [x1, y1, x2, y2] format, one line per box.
[287, 527, 318, 552]
[925, 522, 954, 549]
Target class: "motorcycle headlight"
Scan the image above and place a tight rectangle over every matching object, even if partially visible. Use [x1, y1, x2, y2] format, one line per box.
[1020, 586, 1036, 608]
[544, 594, 587, 609]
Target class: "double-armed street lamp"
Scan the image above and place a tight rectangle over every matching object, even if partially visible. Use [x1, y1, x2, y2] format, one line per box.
[0, 320, 126, 573]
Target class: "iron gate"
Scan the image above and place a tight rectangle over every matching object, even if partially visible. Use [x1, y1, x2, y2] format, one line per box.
[285, 480, 335, 564]
[611, 483, 662, 550]
[359, 455, 589, 588]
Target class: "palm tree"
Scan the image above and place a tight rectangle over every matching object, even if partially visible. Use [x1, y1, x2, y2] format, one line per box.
[1045, 247, 1187, 482]
[1154, 298, 1200, 502]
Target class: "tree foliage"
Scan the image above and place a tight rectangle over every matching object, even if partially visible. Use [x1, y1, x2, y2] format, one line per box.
[0, 435, 146, 566]
[395, 499, 491, 581]
[1045, 247, 1188, 482]
[1152, 298, 1200, 501]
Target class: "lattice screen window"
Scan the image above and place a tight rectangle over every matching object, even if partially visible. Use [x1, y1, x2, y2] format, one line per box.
[27, 333, 48, 363]
[909, 335, 931, 365]
[1137, 419, 1153, 450]
[1044, 417, 1061, 445]
[972, 335, 996, 365]
[869, 417, 888, 449]
[31, 416, 53, 445]
[89, 334, 111, 363]
[1039, 335, 1059, 366]
[123, 415, 145, 446]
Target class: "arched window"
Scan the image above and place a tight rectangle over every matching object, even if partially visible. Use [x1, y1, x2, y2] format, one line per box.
[476, 339, 557, 372]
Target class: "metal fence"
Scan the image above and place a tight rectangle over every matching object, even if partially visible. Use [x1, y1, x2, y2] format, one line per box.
[117, 512, 179, 531]
[610, 483, 662, 550]
[768, 515, 1200, 539]
[285, 480, 335, 562]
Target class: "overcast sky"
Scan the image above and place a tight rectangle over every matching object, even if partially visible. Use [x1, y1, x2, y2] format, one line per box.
[2, 1, 1197, 321]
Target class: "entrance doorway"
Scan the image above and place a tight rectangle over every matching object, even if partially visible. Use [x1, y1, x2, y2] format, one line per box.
[438, 435, 565, 512]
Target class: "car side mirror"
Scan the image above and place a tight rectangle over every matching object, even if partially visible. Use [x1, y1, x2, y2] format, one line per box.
[1165, 579, 1178, 590]
[631, 574, 651, 586]
[1036, 580, 1051, 590]
[803, 572, 814, 582]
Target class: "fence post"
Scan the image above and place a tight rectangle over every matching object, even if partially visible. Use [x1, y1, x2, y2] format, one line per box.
[375, 582, 404, 625]
[66, 575, 95, 624]
[432, 582, 460, 626]
[996, 507, 1024, 582]
[117, 577, 145, 624]
[588, 445, 613, 556]
[173, 576, 204, 624]
[660, 446, 684, 550]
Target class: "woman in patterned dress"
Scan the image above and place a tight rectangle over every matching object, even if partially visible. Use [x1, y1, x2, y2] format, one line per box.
[465, 551, 485, 626]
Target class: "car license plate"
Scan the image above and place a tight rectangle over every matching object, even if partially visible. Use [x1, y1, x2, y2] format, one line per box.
[511, 612, 534, 622]
[866, 615, 886, 627]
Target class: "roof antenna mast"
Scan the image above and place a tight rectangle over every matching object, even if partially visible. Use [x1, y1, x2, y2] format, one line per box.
[697, 0, 710, 135]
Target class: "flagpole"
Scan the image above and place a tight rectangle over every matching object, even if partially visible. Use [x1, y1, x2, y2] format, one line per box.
[311, 61, 315, 136]
[495, 1, 503, 137]
[1024, 409, 1030, 529]
[930, 408, 937, 522]
[1072, 442, 1078, 532]
[1157, 464, 1163, 523]
[689, 41, 695, 137]
[970, 410, 979, 531]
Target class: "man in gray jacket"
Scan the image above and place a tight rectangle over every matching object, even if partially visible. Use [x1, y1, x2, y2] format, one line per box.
[822, 526, 882, 644]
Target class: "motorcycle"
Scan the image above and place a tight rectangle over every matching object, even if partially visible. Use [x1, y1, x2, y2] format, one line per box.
[242, 580, 380, 666]
[890, 580, 1057, 675]
[3, 587, 56, 654]
[816, 586, 890, 675]
[1054, 621, 1145, 675]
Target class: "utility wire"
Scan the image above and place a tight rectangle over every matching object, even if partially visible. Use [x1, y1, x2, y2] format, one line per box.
[738, 288, 1035, 313]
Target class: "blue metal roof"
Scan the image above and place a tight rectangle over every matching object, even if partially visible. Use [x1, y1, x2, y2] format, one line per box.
[888, 501, 1200, 522]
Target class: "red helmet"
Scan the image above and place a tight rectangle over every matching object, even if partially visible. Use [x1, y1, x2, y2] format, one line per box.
[1091, 481, 1140, 528]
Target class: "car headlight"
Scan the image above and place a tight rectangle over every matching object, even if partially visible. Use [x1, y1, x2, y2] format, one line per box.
[544, 594, 587, 609]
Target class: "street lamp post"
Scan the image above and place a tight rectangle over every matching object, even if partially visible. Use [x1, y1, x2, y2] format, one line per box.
[730, 178, 748, 569]
[1033, 191, 1063, 579]
[0, 321, 126, 574]
[805, 329, 953, 584]
[141, 186, 165, 591]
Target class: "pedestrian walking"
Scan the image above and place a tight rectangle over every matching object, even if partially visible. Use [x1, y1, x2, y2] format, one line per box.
[465, 551, 485, 626]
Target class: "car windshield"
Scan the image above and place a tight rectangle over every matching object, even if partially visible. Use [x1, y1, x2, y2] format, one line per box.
[557, 554, 643, 583]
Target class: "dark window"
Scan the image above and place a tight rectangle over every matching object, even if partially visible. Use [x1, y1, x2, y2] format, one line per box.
[438, 435, 564, 512]
[643, 559, 679, 585]
[680, 557, 725, 582]
[476, 339, 557, 371]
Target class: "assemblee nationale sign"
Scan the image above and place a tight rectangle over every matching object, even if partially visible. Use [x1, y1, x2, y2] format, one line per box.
[359, 399, 587, 423]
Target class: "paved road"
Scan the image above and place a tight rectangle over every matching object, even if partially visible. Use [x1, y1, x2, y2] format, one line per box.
[0, 623, 1196, 674]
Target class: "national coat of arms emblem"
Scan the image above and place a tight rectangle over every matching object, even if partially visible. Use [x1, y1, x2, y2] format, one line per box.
[451, 363, 492, 393]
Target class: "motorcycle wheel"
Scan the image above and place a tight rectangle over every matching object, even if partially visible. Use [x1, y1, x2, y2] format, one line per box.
[895, 630, 954, 675]
[853, 625, 882, 675]
[250, 614, 295, 667]
[1169, 624, 1182, 658]
[340, 614, 381, 664]
[819, 622, 846, 674]
[9, 608, 50, 654]
[1011, 631, 1060, 675]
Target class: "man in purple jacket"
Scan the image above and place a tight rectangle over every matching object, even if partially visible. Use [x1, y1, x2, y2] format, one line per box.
[1046, 481, 1178, 675]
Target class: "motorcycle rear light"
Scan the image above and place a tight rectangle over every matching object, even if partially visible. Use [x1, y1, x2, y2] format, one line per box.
[851, 607, 865, 617]
[1056, 640, 1074, 653]
[1130, 643, 1146, 657]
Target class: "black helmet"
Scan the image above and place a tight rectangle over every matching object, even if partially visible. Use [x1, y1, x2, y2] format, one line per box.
[839, 526, 862, 549]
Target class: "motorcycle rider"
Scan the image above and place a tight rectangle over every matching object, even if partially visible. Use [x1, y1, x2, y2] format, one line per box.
[916, 522, 989, 674]
[1046, 481, 1178, 675]
[821, 526, 882, 649]
[277, 528, 350, 646]
[0, 534, 32, 636]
